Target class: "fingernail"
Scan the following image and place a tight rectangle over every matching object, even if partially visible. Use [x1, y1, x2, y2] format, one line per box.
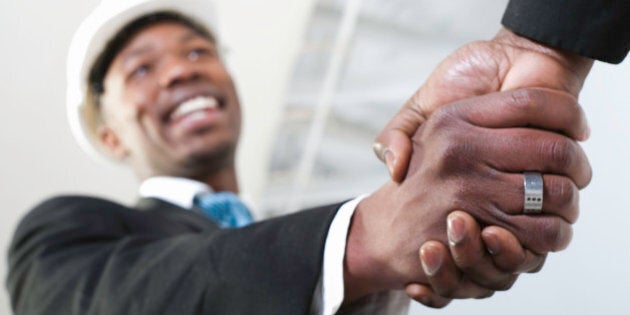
[372, 142, 384, 161]
[484, 234, 501, 255]
[384, 149, 396, 177]
[420, 246, 443, 277]
[447, 214, 465, 246]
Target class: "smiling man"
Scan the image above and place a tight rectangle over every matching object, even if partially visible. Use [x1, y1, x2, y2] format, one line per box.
[6, 0, 601, 314]
[95, 19, 242, 191]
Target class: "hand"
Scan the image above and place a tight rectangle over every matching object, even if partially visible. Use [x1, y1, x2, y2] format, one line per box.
[370, 28, 593, 307]
[373, 28, 593, 182]
[343, 88, 591, 303]
[406, 212, 546, 308]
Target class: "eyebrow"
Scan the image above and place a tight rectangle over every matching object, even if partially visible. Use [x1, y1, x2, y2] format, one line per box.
[120, 30, 206, 65]
[180, 31, 201, 43]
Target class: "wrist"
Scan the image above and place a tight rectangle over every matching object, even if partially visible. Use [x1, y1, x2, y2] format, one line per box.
[494, 27, 593, 75]
[343, 190, 385, 302]
[343, 183, 426, 303]
[493, 27, 593, 96]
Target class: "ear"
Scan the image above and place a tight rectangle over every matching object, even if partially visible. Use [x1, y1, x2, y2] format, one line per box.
[97, 125, 129, 160]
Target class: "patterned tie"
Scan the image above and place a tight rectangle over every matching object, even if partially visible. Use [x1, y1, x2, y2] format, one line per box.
[193, 191, 254, 228]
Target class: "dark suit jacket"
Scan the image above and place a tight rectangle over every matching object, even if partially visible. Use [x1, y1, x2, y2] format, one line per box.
[503, 0, 629, 63]
[7, 196, 341, 315]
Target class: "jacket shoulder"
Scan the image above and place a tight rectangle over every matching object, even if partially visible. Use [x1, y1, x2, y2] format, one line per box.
[30, 194, 129, 213]
[15, 195, 129, 233]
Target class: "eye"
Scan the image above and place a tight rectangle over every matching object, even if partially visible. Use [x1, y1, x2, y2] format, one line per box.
[187, 47, 214, 61]
[130, 63, 152, 79]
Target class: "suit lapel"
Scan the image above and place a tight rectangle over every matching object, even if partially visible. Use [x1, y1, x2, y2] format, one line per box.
[135, 197, 187, 212]
[135, 197, 219, 231]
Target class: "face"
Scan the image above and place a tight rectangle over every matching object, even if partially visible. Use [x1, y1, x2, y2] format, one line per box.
[99, 22, 241, 178]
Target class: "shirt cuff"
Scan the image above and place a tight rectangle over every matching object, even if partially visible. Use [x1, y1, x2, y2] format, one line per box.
[310, 195, 367, 315]
[310, 195, 411, 315]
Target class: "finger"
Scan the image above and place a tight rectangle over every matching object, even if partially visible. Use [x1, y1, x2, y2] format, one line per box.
[476, 128, 591, 188]
[447, 211, 518, 291]
[420, 241, 494, 299]
[481, 226, 547, 273]
[497, 214, 573, 254]
[405, 284, 452, 308]
[447, 88, 589, 141]
[450, 202, 573, 253]
[374, 96, 428, 182]
[482, 173, 580, 224]
[373, 131, 412, 183]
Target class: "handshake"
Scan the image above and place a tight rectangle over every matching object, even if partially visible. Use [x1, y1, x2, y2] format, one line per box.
[343, 28, 594, 307]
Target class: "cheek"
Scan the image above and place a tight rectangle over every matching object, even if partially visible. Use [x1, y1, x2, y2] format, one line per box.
[100, 98, 151, 149]
[103, 74, 157, 115]
[128, 86, 157, 109]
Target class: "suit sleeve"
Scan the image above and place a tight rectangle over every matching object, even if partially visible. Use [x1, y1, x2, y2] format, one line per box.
[6, 196, 341, 315]
[501, 0, 630, 64]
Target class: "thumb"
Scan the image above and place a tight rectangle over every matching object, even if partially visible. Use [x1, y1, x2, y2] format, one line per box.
[373, 95, 428, 182]
[375, 42, 503, 182]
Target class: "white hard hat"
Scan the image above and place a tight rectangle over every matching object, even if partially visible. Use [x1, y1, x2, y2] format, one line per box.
[66, 0, 219, 163]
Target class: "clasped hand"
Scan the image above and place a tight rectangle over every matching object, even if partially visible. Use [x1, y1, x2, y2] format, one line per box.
[346, 85, 591, 306]
[350, 28, 594, 307]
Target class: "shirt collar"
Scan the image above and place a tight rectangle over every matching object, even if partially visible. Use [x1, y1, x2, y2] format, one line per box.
[139, 176, 213, 209]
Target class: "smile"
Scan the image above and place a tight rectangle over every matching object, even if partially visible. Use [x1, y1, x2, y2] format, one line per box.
[170, 96, 219, 121]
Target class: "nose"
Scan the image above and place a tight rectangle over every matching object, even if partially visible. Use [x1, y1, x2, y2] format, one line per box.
[158, 54, 201, 88]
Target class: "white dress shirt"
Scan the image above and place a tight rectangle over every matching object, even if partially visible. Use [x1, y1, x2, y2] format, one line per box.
[139, 176, 409, 315]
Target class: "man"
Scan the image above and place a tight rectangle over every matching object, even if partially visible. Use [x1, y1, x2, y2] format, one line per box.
[6, 0, 595, 314]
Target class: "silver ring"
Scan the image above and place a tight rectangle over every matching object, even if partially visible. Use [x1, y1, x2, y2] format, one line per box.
[523, 172, 543, 214]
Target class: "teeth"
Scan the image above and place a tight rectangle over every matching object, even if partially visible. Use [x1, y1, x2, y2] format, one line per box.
[171, 96, 218, 120]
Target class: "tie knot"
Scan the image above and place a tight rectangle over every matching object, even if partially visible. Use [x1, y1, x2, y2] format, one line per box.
[194, 192, 253, 228]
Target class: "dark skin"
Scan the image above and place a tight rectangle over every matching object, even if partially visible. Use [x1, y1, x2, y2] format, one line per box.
[98, 23, 242, 192]
[345, 88, 591, 302]
[96, 22, 591, 307]
[375, 28, 593, 305]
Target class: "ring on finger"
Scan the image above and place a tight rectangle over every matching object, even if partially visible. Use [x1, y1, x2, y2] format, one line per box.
[523, 172, 543, 214]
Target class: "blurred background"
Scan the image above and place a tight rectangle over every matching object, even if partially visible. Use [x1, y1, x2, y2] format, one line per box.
[1, 0, 628, 314]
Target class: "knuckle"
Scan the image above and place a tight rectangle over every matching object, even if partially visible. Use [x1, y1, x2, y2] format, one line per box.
[546, 176, 579, 223]
[542, 217, 572, 252]
[435, 136, 477, 173]
[508, 89, 541, 113]
[544, 138, 575, 170]
[429, 106, 459, 131]
[547, 176, 573, 203]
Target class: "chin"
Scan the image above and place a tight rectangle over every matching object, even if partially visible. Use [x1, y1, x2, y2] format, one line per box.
[182, 140, 236, 172]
